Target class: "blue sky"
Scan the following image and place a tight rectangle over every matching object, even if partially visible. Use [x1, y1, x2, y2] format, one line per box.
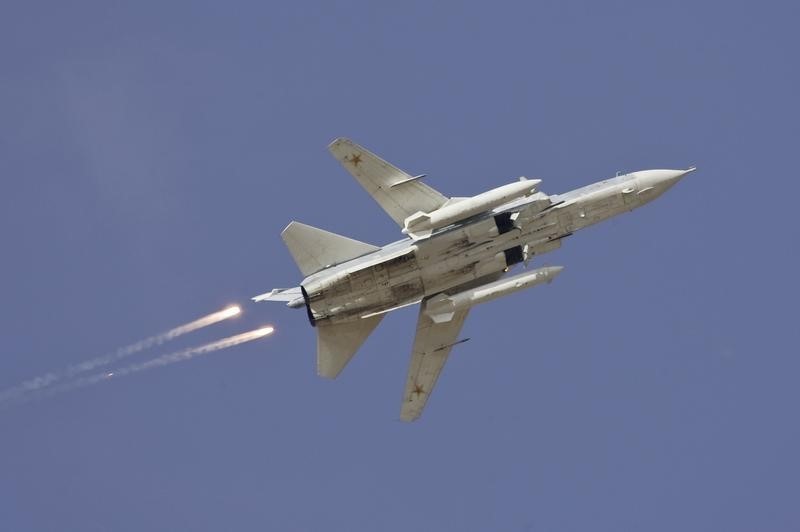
[1, 1, 798, 530]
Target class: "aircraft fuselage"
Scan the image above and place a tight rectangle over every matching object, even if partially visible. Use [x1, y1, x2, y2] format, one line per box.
[300, 168, 691, 325]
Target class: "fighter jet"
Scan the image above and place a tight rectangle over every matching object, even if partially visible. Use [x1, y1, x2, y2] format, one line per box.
[254, 138, 694, 421]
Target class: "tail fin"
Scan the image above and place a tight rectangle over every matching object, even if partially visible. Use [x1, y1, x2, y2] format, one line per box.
[281, 221, 380, 277]
[316, 315, 384, 378]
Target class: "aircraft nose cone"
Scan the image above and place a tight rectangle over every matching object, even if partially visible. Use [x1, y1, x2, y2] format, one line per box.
[634, 167, 695, 193]
[665, 166, 696, 184]
[661, 167, 695, 190]
[642, 168, 692, 182]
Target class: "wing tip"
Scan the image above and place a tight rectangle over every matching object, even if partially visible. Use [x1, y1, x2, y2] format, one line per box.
[316, 366, 342, 379]
[327, 136, 352, 151]
[400, 410, 419, 422]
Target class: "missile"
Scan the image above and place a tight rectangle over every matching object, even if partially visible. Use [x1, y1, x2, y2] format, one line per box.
[403, 178, 541, 239]
[424, 266, 563, 323]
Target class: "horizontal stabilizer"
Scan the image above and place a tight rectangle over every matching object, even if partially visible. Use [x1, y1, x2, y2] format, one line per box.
[252, 287, 303, 307]
[281, 221, 379, 277]
[317, 315, 384, 378]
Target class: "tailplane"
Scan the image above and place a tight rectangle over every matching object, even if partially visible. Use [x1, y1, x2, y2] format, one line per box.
[316, 315, 384, 378]
[251, 287, 304, 307]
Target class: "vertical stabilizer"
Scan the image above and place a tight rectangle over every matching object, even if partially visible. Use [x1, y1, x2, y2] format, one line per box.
[281, 221, 380, 277]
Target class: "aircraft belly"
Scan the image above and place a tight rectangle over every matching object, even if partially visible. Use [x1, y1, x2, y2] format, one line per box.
[584, 193, 624, 223]
[559, 188, 628, 231]
[305, 187, 629, 324]
[419, 238, 511, 295]
[306, 249, 426, 322]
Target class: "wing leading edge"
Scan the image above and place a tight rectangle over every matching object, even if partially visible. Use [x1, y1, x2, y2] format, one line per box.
[401, 300, 471, 422]
[328, 138, 448, 228]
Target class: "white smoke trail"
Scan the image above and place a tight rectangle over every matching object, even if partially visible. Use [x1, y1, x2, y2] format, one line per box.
[9, 326, 274, 405]
[0, 306, 241, 403]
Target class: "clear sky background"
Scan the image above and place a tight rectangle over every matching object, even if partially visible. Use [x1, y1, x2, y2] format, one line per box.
[1, 1, 798, 531]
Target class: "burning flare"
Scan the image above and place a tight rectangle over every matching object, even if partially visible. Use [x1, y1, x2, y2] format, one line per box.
[18, 326, 275, 404]
[0, 305, 243, 404]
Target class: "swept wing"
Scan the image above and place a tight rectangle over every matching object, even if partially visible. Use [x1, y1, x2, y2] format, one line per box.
[401, 300, 470, 421]
[328, 137, 448, 228]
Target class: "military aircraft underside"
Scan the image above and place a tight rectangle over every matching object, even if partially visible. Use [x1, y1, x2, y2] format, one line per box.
[254, 138, 694, 421]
